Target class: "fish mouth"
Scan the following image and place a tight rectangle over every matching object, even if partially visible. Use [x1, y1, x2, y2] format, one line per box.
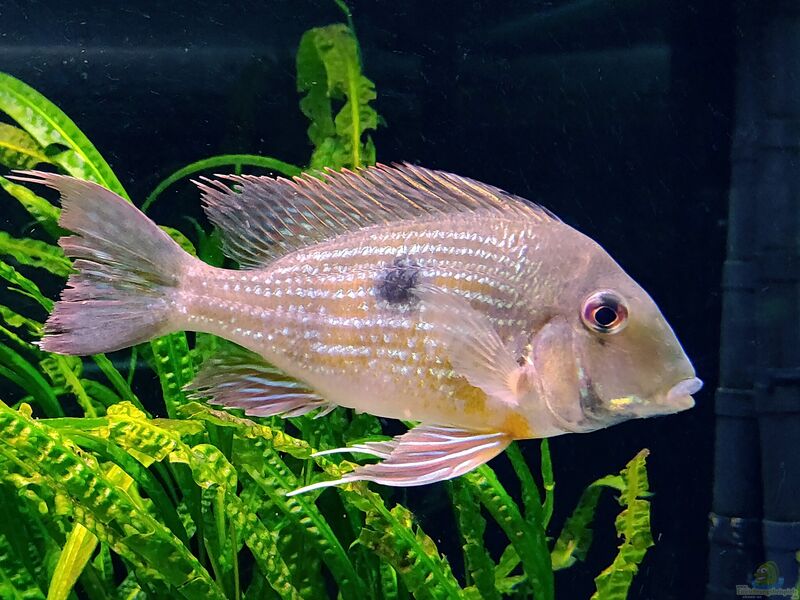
[665, 377, 703, 410]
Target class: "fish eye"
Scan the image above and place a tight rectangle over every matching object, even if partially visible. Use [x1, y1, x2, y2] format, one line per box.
[581, 290, 628, 334]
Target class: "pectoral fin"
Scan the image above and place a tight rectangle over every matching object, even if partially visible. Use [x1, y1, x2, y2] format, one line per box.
[287, 425, 511, 496]
[416, 285, 534, 405]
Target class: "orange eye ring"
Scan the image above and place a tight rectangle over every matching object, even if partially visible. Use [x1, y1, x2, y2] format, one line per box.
[581, 290, 628, 334]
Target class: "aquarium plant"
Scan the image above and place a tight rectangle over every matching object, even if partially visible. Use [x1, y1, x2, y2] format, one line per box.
[0, 13, 654, 600]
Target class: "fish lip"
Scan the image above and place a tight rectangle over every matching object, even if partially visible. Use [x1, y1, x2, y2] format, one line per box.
[666, 377, 703, 408]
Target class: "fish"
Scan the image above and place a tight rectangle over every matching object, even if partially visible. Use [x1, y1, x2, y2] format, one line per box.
[13, 164, 702, 495]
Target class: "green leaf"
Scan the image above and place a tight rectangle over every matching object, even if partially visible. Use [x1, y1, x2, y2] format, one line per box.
[0, 177, 62, 239]
[540, 440, 554, 528]
[142, 154, 302, 213]
[465, 465, 554, 600]
[0, 303, 41, 351]
[0, 72, 128, 198]
[160, 226, 197, 257]
[505, 443, 544, 527]
[358, 500, 464, 600]
[50, 354, 97, 417]
[148, 333, 196, 418]
[90, 354, 147, 415]
[449, 479, 500, 600]
[89, 403, 302, 600]
[0, 232, 70, 276]
[0, 257, 53, 311]
[0, 402, 224, 599]
[184, 218, 224, 268]
[591, 449, 654, 599]
[297, 24, 380, 169]
[0, 344, 62, 417]
[0, 122, 51, 169]
[46, 464, 133, 600]
[0, 531, 46, 600]
[550, 485, 603, 570]
[239, 449, 364, 598]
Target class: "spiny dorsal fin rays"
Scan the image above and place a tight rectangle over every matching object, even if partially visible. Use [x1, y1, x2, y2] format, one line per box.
[286, 425, 512, 496]
[195, 163, 559, 269]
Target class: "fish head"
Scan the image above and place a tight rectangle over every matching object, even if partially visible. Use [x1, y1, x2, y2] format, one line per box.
[528, 241, 701, 433]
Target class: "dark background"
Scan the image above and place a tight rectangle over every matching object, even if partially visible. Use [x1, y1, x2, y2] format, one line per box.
[1, 1, 735, 598]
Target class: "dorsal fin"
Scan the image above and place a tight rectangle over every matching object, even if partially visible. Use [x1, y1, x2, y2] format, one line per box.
[195, 163, 559, 268]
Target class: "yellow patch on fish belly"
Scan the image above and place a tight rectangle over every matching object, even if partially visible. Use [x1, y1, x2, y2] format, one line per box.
[453, 380, 489, 416]
[502, 412, 534, 439]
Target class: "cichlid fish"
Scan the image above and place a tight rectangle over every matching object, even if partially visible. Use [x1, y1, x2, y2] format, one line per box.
[14, 164, 701, 495]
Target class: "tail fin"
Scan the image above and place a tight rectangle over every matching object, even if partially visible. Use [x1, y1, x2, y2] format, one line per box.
[11, 172, 191, 355]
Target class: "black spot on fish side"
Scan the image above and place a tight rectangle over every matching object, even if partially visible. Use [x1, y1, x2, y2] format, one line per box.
[375, 254, 420, 305]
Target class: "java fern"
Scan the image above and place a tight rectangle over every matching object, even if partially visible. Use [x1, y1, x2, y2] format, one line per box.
[0, 12, 654, 600]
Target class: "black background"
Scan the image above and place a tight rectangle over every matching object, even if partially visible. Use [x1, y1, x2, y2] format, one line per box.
[1, 1, 735, 598]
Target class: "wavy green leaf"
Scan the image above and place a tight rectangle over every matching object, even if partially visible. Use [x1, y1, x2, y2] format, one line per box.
[449, 479, 500, 600]
[0, 402, 224, 599]
[0, 303, 41, 351]
[46, 464, 132, 600]
[358, 500, 463, 600]
[0, 258, 52, 311]
[540, 440, 554, 528]
[0, 232, 70, 277]
[160, 226, 197, 257]
[0, 122, 51, 170]
[591, 449, 654, 599]
[0, 177, 62, 239]
[297, 24, 380, 169]
[0, 72, 127, 198]
[239, 449, 364, 598]
[0, 530, 46, 600]
[90, 354, 146, 415]
[465, 465, 554, 600]
[148, 333, 196, 419]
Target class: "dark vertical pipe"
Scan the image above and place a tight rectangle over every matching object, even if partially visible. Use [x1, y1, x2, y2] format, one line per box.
[706, 2, 763, 598]
[756, 0, 800, 588]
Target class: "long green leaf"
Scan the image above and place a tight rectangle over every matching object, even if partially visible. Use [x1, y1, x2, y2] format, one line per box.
[239, 451, 364, 598]
[0, 531, 46, 600]
[148, 333, 196, 418]
[0, 177, 62, 239]
[0, 345, 62, 417]
[47, 464, 133, 600]
[357, 499, 464, 600]
[0, 258, 52, 311]
[0, 303, 41, 351]
[465, 465, 554, 600]
[90, 354, 147, 415]
[0, 72, 127, 198]
[0, 122, 51, 170]
[142, 154, 302, 213]
[449, 479, 500, 600]
[550, 473, 623, 571]
[0, 401, 224, 599]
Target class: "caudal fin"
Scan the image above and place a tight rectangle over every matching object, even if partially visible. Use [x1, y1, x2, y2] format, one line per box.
[10, 172, 190, 355]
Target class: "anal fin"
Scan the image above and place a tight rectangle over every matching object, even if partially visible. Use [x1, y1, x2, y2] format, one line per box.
[186, 345, 334, 418]
[287, 424, 511, 496]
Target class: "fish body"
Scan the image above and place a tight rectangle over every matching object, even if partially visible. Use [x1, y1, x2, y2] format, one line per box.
[179, 215, 561, 438]
[16, 164, 701, 494]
